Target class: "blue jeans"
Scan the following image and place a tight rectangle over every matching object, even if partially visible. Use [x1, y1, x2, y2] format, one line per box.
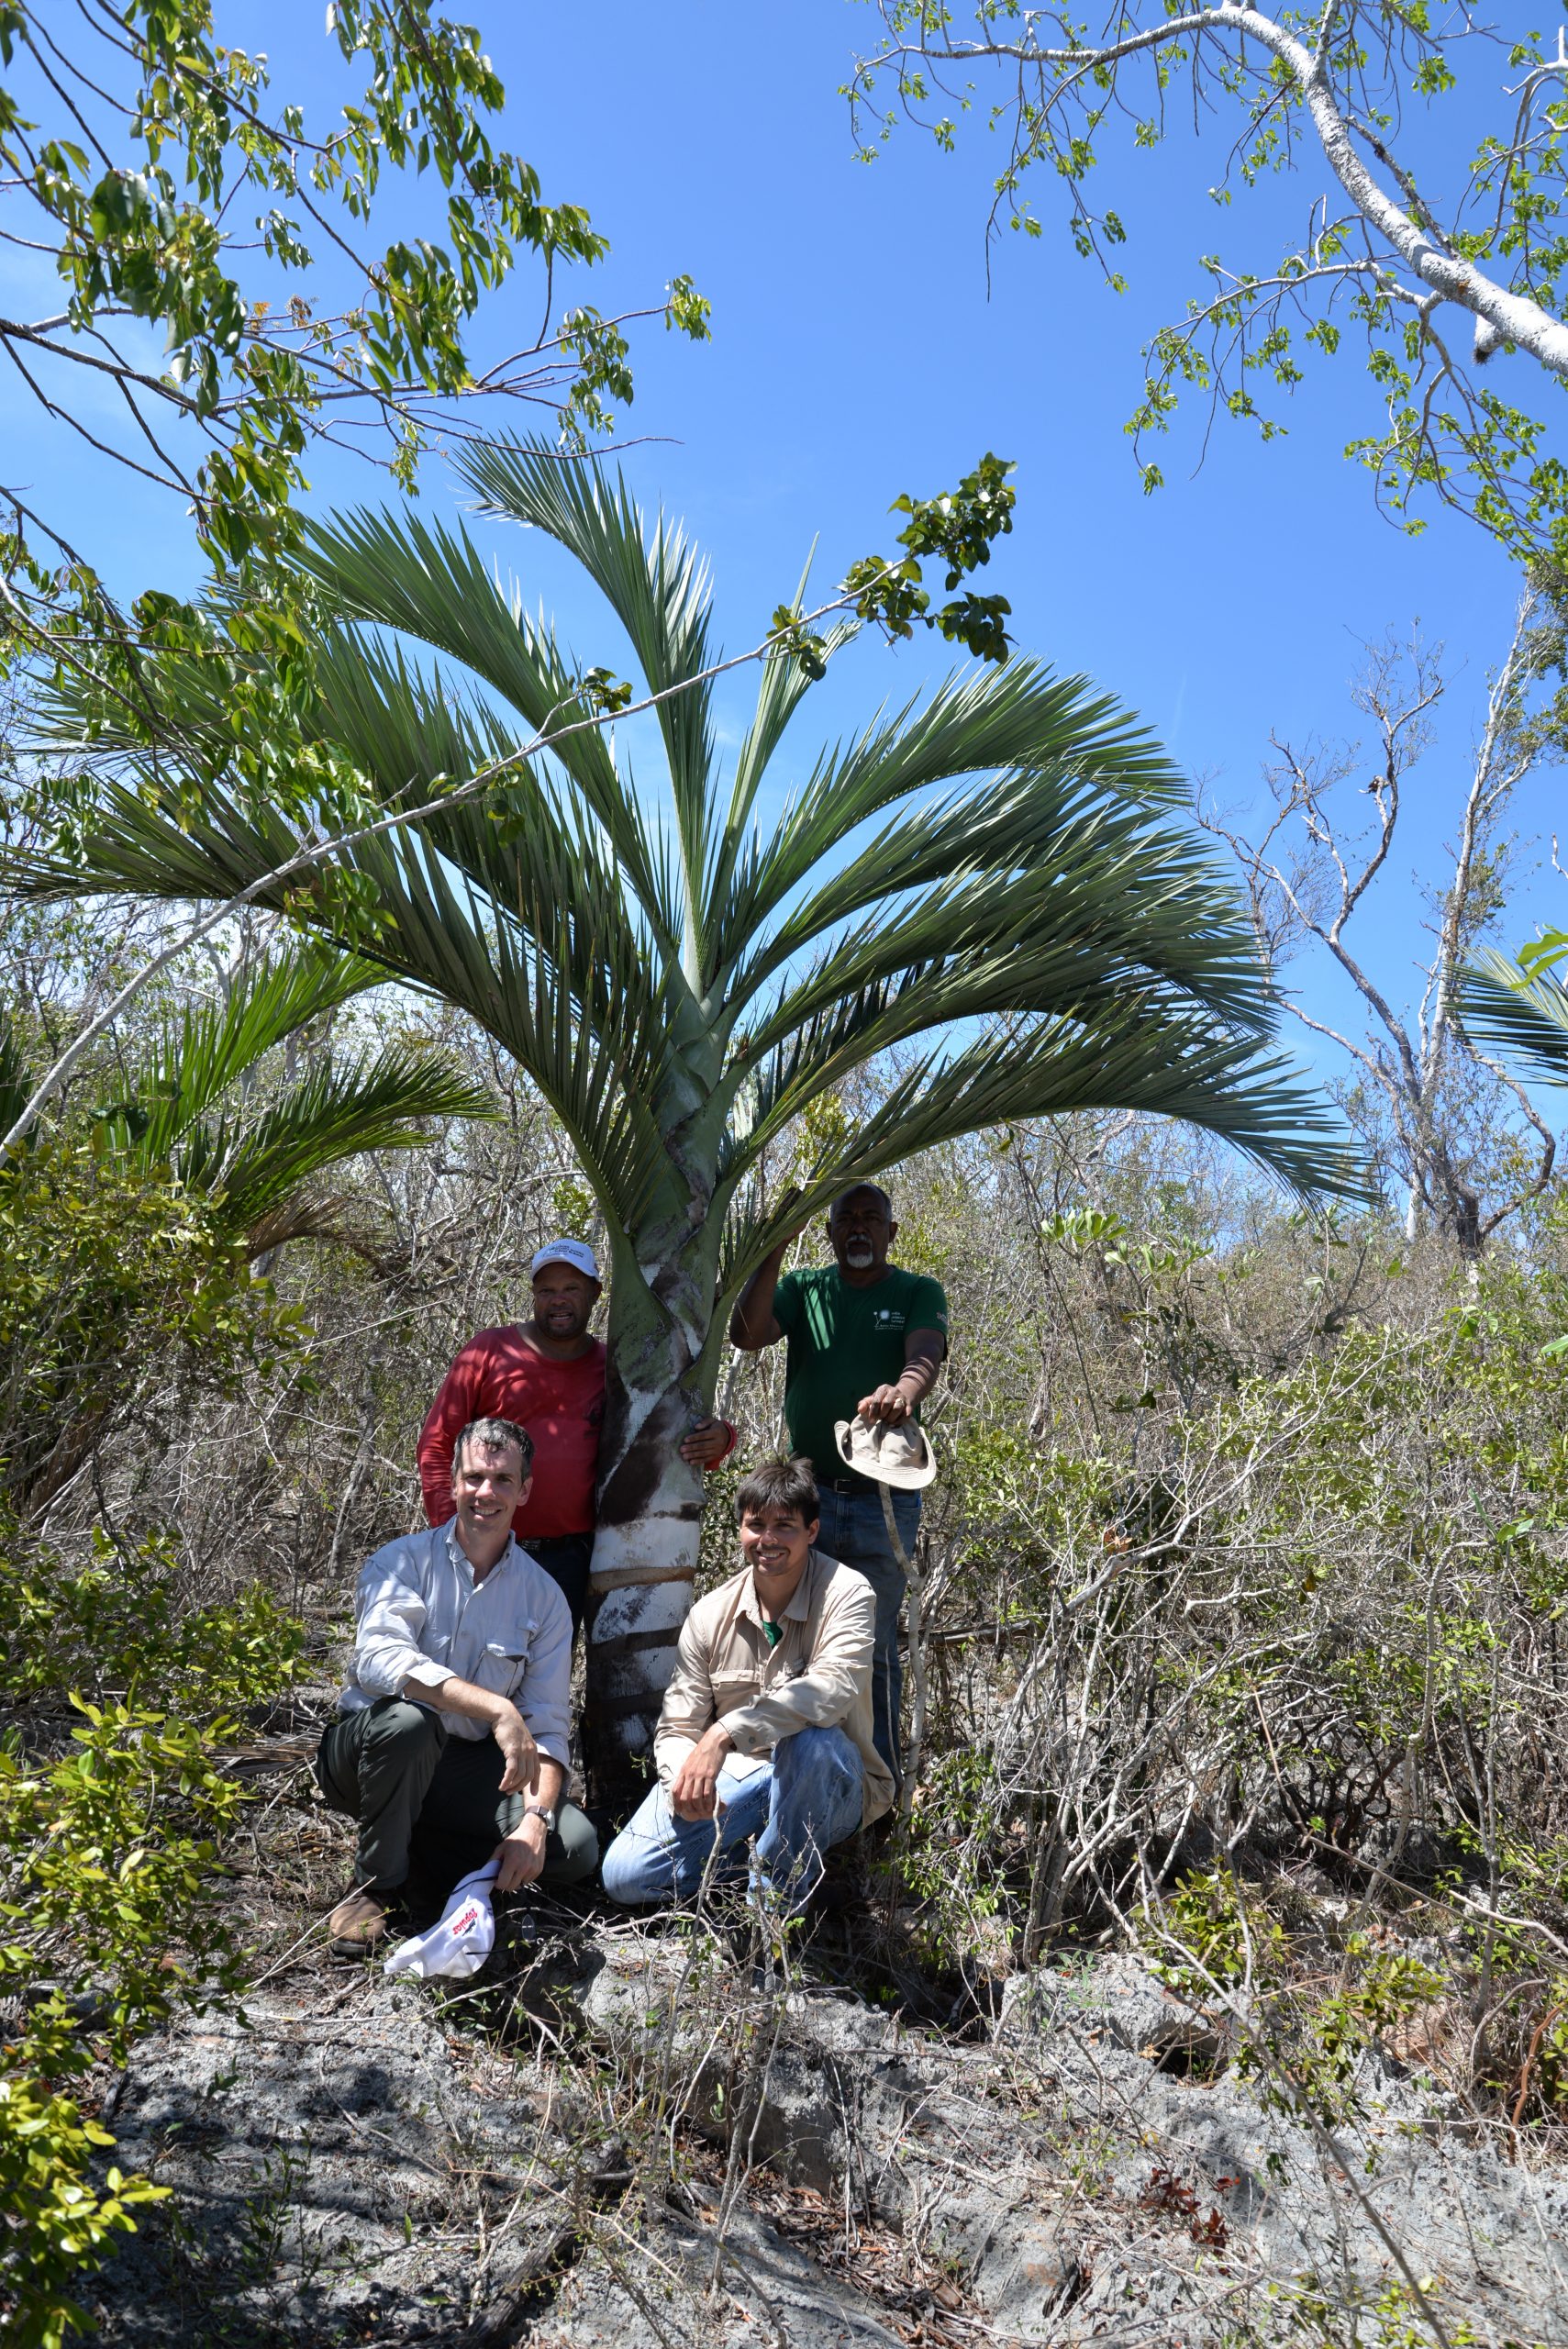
[600, 1725, 864, 1913]
[814, 1484, 921, 1784]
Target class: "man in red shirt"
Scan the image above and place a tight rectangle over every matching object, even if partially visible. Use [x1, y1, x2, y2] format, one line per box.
[418, 1239, 734, 1636]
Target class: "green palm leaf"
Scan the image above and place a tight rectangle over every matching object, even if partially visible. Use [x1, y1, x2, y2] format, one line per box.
[183, 1041, 496, 1250]
[735, 785, 1270, 1052]
[455, 438, 717, 904]
[300, 502, 676, 942]
[723, 659, 1182, 958]
[1458, 948, 1568, 1086]
[106, 941, 385, 1165]
[15, 775, 673, 1229]
[722, 1006, 1358, 1289]
[83, 943, 497, 1253]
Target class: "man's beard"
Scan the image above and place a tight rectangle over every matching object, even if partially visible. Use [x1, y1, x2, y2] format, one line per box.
[844, 1240, 874, 1266]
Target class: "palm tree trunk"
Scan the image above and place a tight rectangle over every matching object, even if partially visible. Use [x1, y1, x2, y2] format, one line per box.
[585, 1217, 723, 1808]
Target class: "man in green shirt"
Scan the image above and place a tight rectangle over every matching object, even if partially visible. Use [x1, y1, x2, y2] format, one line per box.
[730, 1184, 948, 1781]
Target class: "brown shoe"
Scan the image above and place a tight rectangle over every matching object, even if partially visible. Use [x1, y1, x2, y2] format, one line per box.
[326, 1888, 391, 1960]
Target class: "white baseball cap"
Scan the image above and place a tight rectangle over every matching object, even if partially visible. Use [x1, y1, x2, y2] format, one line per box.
[383, 1862, 499, 1981]
[530, 1237, 600, 1282]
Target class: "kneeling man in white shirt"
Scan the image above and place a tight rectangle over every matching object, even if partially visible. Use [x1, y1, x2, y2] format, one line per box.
[317, 1416, 597, 1957]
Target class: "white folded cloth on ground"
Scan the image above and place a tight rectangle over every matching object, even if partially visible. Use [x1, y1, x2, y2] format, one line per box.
[383, 1861, 500, 1980]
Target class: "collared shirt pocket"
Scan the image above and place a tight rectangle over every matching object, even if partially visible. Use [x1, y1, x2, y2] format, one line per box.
[473, 1637, 530, 1698]
[711, 1670, 761, 1719]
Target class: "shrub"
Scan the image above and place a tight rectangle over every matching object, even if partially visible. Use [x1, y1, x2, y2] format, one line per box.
[0, 1138, 307, 1517]
[0, 1515, 306, 2347]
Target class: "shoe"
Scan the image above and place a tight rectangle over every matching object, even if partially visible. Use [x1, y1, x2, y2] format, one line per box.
[326, 1887, 391, 1961]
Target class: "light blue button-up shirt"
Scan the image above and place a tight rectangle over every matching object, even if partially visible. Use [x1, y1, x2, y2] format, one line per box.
[339, 1523, 573, 1766]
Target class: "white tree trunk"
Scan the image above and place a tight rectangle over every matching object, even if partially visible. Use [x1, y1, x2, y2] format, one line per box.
[584, 1208, 724, 1796]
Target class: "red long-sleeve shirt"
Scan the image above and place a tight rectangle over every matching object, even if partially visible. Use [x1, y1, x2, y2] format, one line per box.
[417, 1325, 606, 1541]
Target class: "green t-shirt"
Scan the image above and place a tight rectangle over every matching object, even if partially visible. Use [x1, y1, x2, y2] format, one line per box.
[773, 1264, 950, 1482]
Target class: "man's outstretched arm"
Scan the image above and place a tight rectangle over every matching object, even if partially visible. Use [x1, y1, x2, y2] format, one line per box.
[858, 1327, 947, 1427]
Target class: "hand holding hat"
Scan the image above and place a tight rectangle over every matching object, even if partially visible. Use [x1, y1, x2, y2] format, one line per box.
[832, 1412, 938, 1491]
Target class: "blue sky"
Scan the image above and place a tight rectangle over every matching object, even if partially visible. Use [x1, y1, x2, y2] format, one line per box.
[4, 2, 1560, 1102]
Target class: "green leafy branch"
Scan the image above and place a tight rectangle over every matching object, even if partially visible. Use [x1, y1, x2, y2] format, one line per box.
[0, 1514, 306, 2349]
[0, 1, 709, 645]
[843, 4, 1568, 568]
[771, 451, 1017, 677]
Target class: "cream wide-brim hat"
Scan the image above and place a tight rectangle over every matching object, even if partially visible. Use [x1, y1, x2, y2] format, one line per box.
[831, 1414, 938, 1492]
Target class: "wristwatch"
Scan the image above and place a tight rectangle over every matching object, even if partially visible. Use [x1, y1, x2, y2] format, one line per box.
[523, 1803, 558, 1834]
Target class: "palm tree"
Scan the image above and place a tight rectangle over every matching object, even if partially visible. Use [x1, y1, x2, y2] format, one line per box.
[0, 943, 491, 1511]
[82, 940, 492, 1262]
[21, 440, 1356, 1784]
[4, 939, 492, 1260]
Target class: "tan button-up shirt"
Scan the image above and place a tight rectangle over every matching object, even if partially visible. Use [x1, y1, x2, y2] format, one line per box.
[653, 1549, 895, 1827]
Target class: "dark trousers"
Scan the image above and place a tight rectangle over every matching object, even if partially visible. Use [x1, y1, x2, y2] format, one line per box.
[315, 1698, 598, 1898]
[521, 1532, 593, 1639]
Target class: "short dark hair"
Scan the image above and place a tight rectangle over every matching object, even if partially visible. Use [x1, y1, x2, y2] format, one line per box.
[453, 1416, 534, 1478]
[735, 1455, 820, 1526]
[828, 1182, 891, 1220]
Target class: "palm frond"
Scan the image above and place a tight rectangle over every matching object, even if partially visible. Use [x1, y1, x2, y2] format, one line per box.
[181, 1042, 496, 1243]
[720, 1007, 1365, 1292]
[732, 930, 1266, 1186]
[454, 438, 717, 941]
[1459, 949, 1568, 1086]
[69, 942, 495, 1248]
[298, 505, 673, 934]
[717, 657, 1183, 974]
[733, 779, 1272, 1049]
[706, 621, 859, 974]
[102, 942, 384, 1164]
[9, 776, 673, 1227]
[316, 629, 517, 800]
[306, 632, 676, 1068]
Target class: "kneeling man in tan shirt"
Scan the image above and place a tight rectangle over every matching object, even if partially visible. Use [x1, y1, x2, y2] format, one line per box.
[601, 1456, 893, 1911]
